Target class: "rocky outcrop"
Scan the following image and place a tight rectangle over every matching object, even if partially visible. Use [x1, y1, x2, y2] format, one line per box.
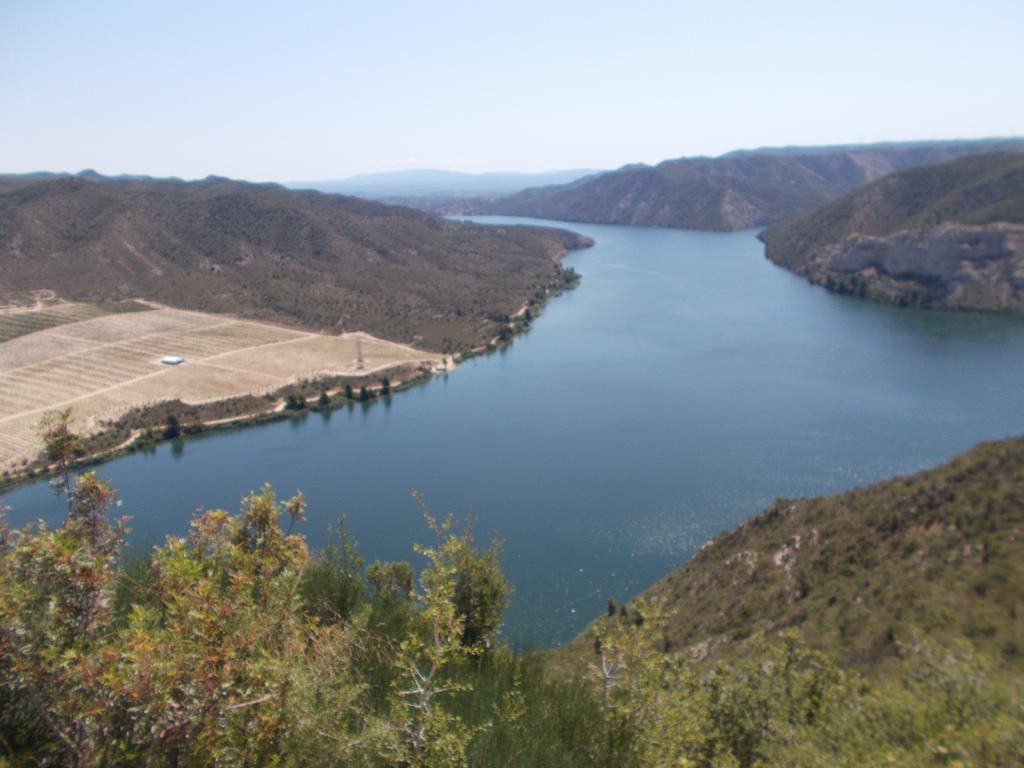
[778, 222, 1024, 311]
[761, 151, 1024, 311]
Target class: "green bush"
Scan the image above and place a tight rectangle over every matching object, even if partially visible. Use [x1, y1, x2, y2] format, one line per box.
[3, 413, 1020, 767]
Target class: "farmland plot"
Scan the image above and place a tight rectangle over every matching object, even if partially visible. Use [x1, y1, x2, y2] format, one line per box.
[0, 300, 149, 343]
[0, 302, 443, 470]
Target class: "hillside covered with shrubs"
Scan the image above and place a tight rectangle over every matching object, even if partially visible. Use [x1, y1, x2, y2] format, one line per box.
[1, 414, 1021, 766]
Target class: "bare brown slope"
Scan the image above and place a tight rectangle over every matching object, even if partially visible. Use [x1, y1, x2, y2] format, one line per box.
[0, 174, 592, 352]
[453, 139, 1024, 231]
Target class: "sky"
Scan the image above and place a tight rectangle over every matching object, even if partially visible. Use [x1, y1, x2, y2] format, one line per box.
[1, 0, 1022, 182]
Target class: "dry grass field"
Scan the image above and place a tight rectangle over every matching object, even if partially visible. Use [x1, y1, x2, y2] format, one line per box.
[0, 300, 150, 343]
[0, 302, 443, 470]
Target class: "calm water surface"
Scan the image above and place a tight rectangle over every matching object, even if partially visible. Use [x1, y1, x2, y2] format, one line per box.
[5, 217, 1024, 646]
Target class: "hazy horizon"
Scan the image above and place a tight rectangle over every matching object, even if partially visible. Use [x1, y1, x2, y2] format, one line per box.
[2, 0, 1022, 182]
[9, 134, 1024, 189]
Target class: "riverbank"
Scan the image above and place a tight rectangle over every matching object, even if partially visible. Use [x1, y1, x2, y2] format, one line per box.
[9, 219, 1024, 647]
[0, 302, 447, 474]
[0, 361, 437, 493]
[0, 259, 580, 494]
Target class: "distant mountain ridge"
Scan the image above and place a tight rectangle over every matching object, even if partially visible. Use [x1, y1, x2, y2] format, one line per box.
[0, 172, 591, 351]
[760, 152, 1024, 311]
[287, 168, 599, 201]
[451, 138, 1024, 231]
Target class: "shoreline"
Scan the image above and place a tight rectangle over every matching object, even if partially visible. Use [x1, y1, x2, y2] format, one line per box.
[0, 261, 581, 496]
[0, 363, 438, 495]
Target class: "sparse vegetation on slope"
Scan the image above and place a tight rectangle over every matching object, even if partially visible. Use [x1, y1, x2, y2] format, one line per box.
[562, 434, 1024, 678]
[761, 152, 1024, 310]
[0, 173, 592, 352]
[451, 139, 1024, 231]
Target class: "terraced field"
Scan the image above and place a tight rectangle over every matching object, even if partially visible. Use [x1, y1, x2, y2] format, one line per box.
[0, 303, 444, 470]
[0, 300, 150, 343]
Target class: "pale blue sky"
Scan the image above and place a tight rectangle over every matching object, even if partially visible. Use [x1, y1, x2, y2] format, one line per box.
[2, 0, 1022, 181]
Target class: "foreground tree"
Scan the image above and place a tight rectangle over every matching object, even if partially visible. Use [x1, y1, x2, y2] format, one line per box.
[377, 493, 490, 767]
[0, 413, 520, 767]
[38, 409, 82, 498]
[6, 412, 1019, 766]
[449, 521, 511, 648]
[0, 413, 127, 766]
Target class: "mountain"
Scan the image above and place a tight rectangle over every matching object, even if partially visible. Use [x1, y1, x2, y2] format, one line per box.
[559, 434, 1024, 677]
[0, 173, 591, 352]
[454, 139, 1024, 231]
[286, 168, 598, 201]
[760, 152, 1024, 311]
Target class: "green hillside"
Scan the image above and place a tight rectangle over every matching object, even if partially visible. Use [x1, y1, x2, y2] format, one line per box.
[658, 437, 1020, 668]
[555, 435, 1024, 680]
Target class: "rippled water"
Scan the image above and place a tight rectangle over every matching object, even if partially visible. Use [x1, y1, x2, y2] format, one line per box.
[6, 217, 1024, 646]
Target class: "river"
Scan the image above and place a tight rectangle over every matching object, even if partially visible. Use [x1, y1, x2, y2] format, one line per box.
[5, 216, 1024, 646]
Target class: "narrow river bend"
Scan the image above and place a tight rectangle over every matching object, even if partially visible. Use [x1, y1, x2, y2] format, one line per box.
[6, 216, 1024, 646]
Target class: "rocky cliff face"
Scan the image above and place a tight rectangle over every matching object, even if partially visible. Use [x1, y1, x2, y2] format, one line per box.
[760, 151, 1024, 311]
[777, 222, 1024, 310]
